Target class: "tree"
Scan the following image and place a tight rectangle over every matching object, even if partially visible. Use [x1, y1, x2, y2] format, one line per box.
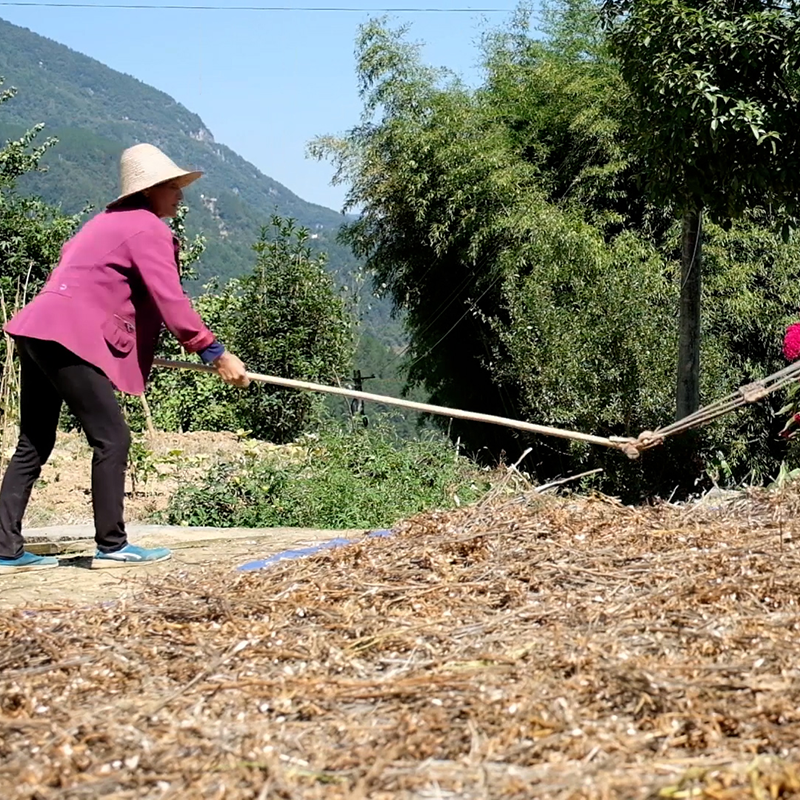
[310, 3, 800, 497]
[229, 217, 354, 442]
[482, 0, 640, 234]
[0, 80, 81, 310]
[311, 7, 673, 466]
[311, 18, 531, 459]
[600, 0, 800, 418]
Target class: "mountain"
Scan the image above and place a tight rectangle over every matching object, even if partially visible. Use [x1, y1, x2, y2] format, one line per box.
[0, 16, 403, 346]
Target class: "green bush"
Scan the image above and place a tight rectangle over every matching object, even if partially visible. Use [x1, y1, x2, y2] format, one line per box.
[229, 216, 354, 443]
[161, 420, 490, 529]
[116, 215, 354, 440]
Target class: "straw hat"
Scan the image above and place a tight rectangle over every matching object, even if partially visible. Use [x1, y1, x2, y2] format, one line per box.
[108, 143, 203, 207]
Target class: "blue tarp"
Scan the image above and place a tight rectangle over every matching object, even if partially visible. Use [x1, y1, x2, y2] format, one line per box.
[236, 528, 394, 572]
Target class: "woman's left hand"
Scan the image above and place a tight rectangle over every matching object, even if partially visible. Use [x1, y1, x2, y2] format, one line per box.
[214, 352, 251, 388]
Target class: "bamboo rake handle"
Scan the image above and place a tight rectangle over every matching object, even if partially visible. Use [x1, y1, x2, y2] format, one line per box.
[153, 358, 635, 454]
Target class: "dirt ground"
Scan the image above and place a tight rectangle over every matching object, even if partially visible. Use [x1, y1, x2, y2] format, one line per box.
[0, 524, 366, 609]
[5, 429, 299, 528]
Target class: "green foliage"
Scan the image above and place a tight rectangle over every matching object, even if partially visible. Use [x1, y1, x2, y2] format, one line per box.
[600, 0, 800, 225]
[0, 81, 82, 305]
[169, 203, 205, 281]
[229, 216, 354, 442]
[600, 0, 800, 419]
[496, 219, 675, 443]
[162, 420, 489, 529]
[127, 433, 158, 496]
[485, 4, 619, 217]
[695, 214, 800, 483]
[313, 9, 660, 463]
[312, 5, 800, 498]
[311, 17, 530, 459]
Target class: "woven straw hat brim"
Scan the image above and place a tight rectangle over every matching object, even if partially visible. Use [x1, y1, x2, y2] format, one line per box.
[106, 143, 203, 208]
[107, 170, 203, 208]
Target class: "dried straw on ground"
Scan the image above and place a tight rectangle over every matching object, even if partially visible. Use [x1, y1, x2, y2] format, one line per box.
[2, 486, 800, 799]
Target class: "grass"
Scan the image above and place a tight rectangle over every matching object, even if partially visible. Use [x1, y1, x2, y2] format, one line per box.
[161, 419, 492, 530]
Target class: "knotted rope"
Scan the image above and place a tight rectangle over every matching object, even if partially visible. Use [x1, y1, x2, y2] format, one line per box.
[629, 359, 800, 453]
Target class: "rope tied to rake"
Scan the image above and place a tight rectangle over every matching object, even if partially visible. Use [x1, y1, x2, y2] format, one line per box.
[153, 358, 800, 460]
[631, 359, 800, 453]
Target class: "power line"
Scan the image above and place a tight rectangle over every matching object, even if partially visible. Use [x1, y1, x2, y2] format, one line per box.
[382, 242, 501, 370]
[0, 2, 515, 10]
[402, 266, 504, 375]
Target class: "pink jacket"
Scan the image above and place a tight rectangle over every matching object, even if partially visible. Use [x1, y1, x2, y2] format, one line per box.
[4, 207, 216, 395]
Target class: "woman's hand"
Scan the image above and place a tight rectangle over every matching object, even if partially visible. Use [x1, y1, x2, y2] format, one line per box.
[214, 352, 251, 388]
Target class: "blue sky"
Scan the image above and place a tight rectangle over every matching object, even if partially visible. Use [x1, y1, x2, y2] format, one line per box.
[0, 1, 542, 211]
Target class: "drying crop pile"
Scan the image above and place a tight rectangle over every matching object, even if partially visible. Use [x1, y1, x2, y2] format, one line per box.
[3, 488, 800, 798]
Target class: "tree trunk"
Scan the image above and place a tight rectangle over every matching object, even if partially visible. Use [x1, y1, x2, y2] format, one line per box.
[675, 208, 703, 420]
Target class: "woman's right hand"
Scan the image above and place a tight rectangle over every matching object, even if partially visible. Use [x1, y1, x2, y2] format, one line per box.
[214, 352, 251, 388]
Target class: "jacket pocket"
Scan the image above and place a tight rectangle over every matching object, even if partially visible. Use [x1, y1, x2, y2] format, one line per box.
[42, 279, 79, 298]
[102, 314, 135, 355]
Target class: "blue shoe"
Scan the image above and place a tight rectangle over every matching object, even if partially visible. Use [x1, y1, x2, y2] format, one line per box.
[0, 551, 59, 575]
[91, 543, 172, 570]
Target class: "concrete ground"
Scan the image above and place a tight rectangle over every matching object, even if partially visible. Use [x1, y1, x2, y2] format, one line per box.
[0, 524, 366, 609]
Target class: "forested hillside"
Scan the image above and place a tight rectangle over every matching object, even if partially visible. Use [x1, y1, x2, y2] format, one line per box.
[0, 16, 403, 346]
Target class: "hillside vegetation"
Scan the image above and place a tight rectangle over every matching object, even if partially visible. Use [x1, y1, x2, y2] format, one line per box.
[0, 16, 403, 345]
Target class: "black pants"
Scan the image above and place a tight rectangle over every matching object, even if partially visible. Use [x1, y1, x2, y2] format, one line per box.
[0, 337, 130, 559]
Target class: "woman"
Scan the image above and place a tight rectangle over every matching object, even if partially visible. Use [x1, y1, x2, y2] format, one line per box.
[0, 143, 250, 575]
